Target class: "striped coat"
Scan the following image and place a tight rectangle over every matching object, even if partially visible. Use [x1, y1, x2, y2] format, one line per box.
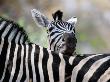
[0, 17, 110, 82]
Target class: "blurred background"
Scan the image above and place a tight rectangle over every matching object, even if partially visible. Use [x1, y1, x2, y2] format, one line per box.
[0, 0, 110, 54]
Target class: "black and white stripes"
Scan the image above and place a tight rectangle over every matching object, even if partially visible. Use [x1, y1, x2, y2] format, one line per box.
[31, 9, 77, 55]
[48, 21, 76, 51]
[70, 54, 110, 82]
[0, 16, 110, 82]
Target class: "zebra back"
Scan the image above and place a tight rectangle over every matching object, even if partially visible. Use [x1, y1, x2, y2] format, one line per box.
[0, 17, 30, 44]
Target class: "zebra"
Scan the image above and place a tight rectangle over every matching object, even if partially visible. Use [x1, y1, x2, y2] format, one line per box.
[0, 16, 72, 82]
[0, 17, 110, 82]
[31, 9, 77, 56]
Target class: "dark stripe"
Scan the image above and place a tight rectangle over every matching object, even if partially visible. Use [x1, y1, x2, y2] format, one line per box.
[50, 31, 60, 37]
[20, 44, 26, 82]
[49, 27, 54, 32]
[3, 65, 10, 82]
[72, 55, 86, 68]
[76, 54, 110, 82]
[70, 25, 73, 31]
[64, 56, 73, 82]
[52, 51, 60, 82]
[3, 42, 16, 82]
[50, 34, 62, 48]
[42, 48, 49, 82]
[69, 25, 73, 31]
[34, 45, 40, 82]
[56, 23, 65, 30]
[59, 21, 64, 26]
[107, 79, 110, 82]
[9, 43, 16, 82]
[0, 40, 8, 79]
[89, 58, 110, 82]
[63, 22, 67, 28]
[12, 44, 22, 82]
[52, 21, 64, 30]
[28, 43, 33, 81]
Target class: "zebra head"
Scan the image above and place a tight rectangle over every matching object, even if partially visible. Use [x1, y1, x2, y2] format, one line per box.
[31, 9, 77, 56]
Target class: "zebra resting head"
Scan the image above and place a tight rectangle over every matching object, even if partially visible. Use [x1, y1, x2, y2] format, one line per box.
[31, 9, 77, 56]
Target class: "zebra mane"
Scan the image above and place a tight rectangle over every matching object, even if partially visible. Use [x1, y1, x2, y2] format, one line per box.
[52, 10, 63, 21]
[0, 16, 30, 43]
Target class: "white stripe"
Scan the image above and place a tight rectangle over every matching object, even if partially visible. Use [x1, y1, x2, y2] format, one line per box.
[82, 56, 110, 82]
[16, 45, 24, 82]
[69, 56, 75, 65]
[0, 42, 12, 81]
[1, 24, 12, 38]
[9, 44, 19, 82]
[0, 39, 4, 55]
[31, 44, 37, 82]
[66, 24, 69, 31]
[50, 34, 62, 51]
[49, 32, 61, 45]
[38, 46, 44, 82]
[59, 53, 65, 82]
[8, 29, 17, 42]
[15, 32, 21, 43]
[0, 21, 6, 30]
[71, 54, 103, 82]
[20, 35, 24, 44]
[25, 44, 29, 82]
[98, 67, 110, 82]
[47, 49, 54, 82]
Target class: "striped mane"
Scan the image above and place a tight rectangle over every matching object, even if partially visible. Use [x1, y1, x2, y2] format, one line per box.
[0, 17, 30, 44]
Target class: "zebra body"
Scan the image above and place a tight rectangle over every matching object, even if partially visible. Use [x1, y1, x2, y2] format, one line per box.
[0, 17, 110, 82]
[70, 54, 110, 82]
[31, 9, 77, 55]
[0, 17, 70, 82]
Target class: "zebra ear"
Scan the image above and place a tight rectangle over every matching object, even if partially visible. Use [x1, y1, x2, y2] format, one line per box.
[67, 17, 77, 25]
[31, 9, 50, 27]
[52, 10, 63, 21]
